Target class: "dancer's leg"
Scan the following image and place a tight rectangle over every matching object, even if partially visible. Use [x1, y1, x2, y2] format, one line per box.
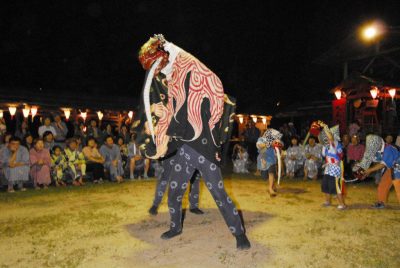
[189, 171, 201, 210]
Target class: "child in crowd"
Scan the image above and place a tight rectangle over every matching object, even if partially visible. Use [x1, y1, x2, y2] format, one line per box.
[51, 146, 67, 187]
[65, 138, 86, 186]
[232, 144, 250, 174]
[284, 136, 304, 178]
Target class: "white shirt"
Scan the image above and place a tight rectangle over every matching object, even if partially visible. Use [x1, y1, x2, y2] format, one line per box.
[38, 125, 57, 138]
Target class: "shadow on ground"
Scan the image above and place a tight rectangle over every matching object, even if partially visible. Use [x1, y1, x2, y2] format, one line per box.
[277, 187, 308, 194]
[125, 209, 273, 267]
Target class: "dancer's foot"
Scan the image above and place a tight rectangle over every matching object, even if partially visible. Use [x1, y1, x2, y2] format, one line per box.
[235, 234, 251, 250]
[268, 189, 277, 197]
[116, 176, 123, 183]
[322, 201, 331, 207]
[161, 229, 182, 240]
[189, 208, 204, 215]
[371, 202, 385, 209]
[148, 205, 158, 215]
[337, 205, 346, 210]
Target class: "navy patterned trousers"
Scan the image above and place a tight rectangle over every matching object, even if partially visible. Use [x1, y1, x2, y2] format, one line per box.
[167, 144, 244, 236]
[152, 157, 200, 209]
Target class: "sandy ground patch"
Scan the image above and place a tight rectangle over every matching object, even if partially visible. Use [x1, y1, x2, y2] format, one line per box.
[0, 175, 399, 268]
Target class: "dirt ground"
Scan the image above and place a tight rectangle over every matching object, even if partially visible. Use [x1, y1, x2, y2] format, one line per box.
[0, 173, 399, 268]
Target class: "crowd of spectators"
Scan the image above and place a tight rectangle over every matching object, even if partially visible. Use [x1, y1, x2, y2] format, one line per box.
[0, 113, 153, 193]
[233, 120, 398, 183]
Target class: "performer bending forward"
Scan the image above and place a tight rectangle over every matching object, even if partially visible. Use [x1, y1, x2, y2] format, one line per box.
[138, 34, 250, 250]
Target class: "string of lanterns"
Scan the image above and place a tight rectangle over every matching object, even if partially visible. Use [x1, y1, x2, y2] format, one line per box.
[0, 105, 135, 122]
[334, 86, 397, 100]
[236, 114, 272, 125]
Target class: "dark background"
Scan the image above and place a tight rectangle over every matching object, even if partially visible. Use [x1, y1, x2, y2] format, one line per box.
[1, 0, 399, 114]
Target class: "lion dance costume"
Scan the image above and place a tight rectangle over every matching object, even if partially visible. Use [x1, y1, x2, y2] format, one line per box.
[353, 135, 400, 208]
[138, 34, 250, 250]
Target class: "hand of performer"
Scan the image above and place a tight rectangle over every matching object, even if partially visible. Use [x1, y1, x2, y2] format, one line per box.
[151, 102, 165, 118]
[147, 136, 169, 159]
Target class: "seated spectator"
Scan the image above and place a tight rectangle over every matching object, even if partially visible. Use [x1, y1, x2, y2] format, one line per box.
[119, 125, 131, 145]
[65, 138, 86, 186]
[232, 144, 250, 173]
[347, 135, 365, 163]
[127, 133, 144, 179]
[303, 136, 323, 180]
[43, 131, 55, 150]
[52, 114, 68, 148]
[0, 133, 13, 151]
[348, 121, 360, 137]
[87, 119, 101, 142]
[74, 122, 87, 144]
[100, 135, 124, 183]
[51, 146, 67, 187]
[38, 116, 56, 138]
[74, 135, 84, 150]
[102, 124, 114, 144]
[345, 134, 365, 180]
[385, 134, 394, 145]
[15, 119, 30, 141]
[82, 137, 105, 183]
[284, 136, 304, 178]
[0, 118, 7, 141]
[23, 134, 34, 150]
[30, 138, 51, 189]
[117, 136, 128, 168]
[1, 137, 29, 193]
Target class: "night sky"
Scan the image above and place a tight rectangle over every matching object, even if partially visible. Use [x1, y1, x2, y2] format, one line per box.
[1, 0, 399, 114]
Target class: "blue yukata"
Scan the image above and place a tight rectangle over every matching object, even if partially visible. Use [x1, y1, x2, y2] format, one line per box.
[375, 144, 400, 178]
[322, 140, 343, 178]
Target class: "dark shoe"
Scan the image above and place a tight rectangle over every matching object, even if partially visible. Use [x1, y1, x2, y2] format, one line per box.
[148, 205, 158, 215]
[236, 234, 251, 250]
[189, 208, 204, 215]
[161, 229, 182, 240]
[371, 202, 385, 209]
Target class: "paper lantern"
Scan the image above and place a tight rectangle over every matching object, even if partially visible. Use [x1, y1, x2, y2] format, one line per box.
[370, 87, 379, 99]
[389, 88, 396, 100]
[8, 106, 17, 117]
[80, 111, 87, 121]
[0, 110, 3, 119]
[262, 117, 267, 124]
[128, 111, 134, 120]
[97, 111, 104, 121]
[31, 107, 38, 118]
[238, 115, 244, 124]
[252, 116, 257, 123]
[334, 90, 342, 100]
[22, 107, 30, 118]
[63, 109, 71, 120]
